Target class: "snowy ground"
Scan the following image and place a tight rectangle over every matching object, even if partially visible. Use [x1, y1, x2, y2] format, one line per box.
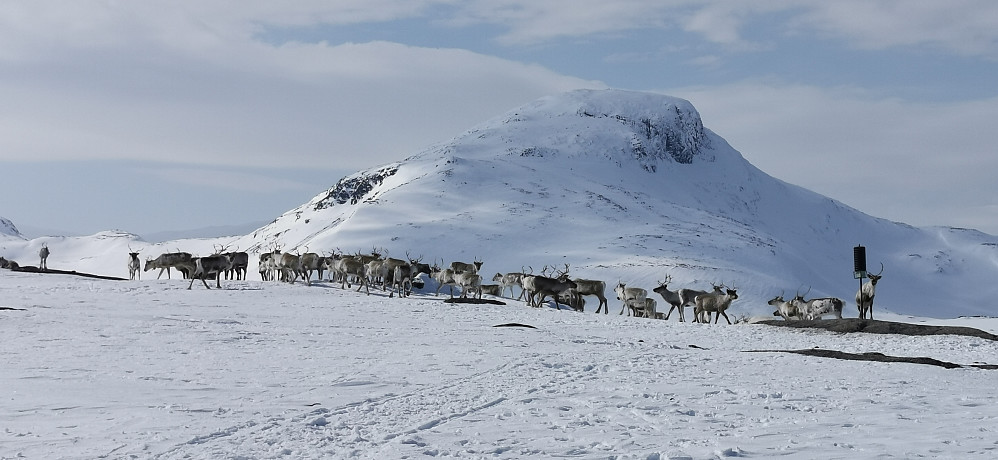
[3, 271, 998, 459]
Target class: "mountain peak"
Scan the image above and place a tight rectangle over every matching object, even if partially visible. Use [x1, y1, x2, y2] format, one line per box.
[1, 216, 24, 240]
[455, 89, 712, 169]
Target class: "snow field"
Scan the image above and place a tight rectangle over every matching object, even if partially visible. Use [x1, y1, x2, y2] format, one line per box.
[3, 271, 998, 459]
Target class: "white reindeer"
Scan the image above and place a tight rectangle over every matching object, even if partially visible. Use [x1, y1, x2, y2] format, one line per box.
[38, 244, 49, 270]
[457, 272, 483, 299]
[799, 290, 844, 320]
[856, 263, 884, 319]
[432, 266, 460, 298]
[614, 282, 647, 316]
[128, 250, 141, 280]
[768, 294, 800, 320]
[492, 272, 526, 299]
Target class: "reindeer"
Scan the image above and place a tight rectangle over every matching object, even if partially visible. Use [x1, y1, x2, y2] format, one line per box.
[568, 269, 608, 313]
[378, 257, 410, 291]
[653, 275, 688, 321]
[408, 255, 431, 279]
[390, 262, 414, 298]
[450, 257, 483, 275]
[693, 288, 739, 324]
[614, 282, 647, 316]
[457, 271, 483, 299]
[529, 273, 578, 310]
[38, 244, 49, 270]
[768, 294, 800, 320]
[188, 254, 232, 290]
[278, 252, 303, 284]
[127, 249, 141, 280]
[145, 252, 195, 279]
[627, 297, 658, 319]
[856, 263, 884, 319]
[330, 254, 370, 295]
[258, 251, 280, 281]
[223, 251, 249, 280]
[677, 283, 725, 319]
[492, 270, 527, 300]
[431, 264, 460, 298]
[478, 284, 503, 297]
[299, 252, 324, 286]
[794, 286, 844, 320]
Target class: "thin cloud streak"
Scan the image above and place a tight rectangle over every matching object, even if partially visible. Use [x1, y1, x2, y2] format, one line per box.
[135, 167, 319, 193]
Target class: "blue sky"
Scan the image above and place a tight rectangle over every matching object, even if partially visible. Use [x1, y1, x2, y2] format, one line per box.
[2, 1, 998, 237]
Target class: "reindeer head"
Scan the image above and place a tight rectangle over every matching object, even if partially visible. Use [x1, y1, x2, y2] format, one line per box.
[868, 262, 885, 285]
[656, 274, 672, 289]
[614, 282, 627, 299]
[554, 263, 570, 281]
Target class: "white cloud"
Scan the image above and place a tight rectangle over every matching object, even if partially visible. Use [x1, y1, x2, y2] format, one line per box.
[440, 1, 998, 57]
[445, 0, 681, 45]
[0, 4, 604, 170]
[790, 1, 998, 57]
[667, 82, 998, 233]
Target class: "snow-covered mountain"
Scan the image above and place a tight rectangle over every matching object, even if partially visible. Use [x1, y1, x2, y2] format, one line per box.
[3, 89, 997, 318]
[1, 216, 23, 240]
[226, 89, 997, 318]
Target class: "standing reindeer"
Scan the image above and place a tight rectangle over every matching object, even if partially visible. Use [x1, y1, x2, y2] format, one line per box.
[128, 250, 141, 280]
[856, 263, 884, 319]
[38, 244, 50, 270]
[615, 282, 647, 316]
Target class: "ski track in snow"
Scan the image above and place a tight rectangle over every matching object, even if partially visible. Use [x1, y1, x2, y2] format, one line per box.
[3, 272, 998, 459]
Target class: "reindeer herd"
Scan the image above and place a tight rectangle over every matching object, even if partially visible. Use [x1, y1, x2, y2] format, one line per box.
[119, 245, 886, 323]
